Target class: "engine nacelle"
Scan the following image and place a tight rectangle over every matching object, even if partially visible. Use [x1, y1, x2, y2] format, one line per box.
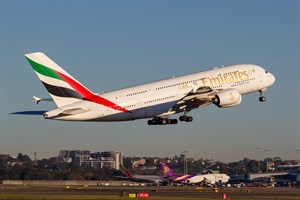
[214, 89, 242, 108]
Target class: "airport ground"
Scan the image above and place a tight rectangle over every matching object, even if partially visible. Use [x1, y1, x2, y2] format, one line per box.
[1, 185, 300, 200]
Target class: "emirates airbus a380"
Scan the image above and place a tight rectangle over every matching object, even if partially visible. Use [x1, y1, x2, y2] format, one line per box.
[24, 52, 275, 125]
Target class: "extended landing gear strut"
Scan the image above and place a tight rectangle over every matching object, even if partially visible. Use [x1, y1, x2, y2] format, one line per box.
[259, 90, 266, 102]
[147, 117, 178, 125]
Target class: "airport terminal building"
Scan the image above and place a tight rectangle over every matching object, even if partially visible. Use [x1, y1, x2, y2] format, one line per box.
[57, 150, 123, 170]
[230, 165, 300, 186]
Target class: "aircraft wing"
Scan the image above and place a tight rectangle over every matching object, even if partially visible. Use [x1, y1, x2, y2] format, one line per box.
[171, 86, 217, 113]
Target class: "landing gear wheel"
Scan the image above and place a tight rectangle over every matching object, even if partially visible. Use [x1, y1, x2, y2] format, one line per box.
[259, 90, 267, 102]
[259, 97, 266, 102]
[259, 96, 266, 102]
[187, 116, 193, 122]
[179, 116, 187, 121]
[147, 117, 178, 125]
[179, 115, 193, 122]
[171, 119, 178, 124]
[161, 118, 167, 125]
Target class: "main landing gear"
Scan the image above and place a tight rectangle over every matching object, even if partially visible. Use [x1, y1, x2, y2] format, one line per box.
[179, 115, 193, 122]
[147, 117, 178, 125]
[147, 115, 193, 125]
[259, 90, 266, 102]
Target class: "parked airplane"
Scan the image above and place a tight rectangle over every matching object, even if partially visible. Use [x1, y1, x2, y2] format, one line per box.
[24, 52, 275, 125]
[116, 165, 168, 185]
[160, 162, 230, 186]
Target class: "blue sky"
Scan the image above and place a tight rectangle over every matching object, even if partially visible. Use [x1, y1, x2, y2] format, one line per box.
[0, 0, 299, 162]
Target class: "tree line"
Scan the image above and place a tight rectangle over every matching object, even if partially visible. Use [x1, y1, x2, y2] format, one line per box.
[0, 153, 289, 181]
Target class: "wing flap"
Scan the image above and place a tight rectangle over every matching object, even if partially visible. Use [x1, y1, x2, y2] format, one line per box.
[170, 86, 216, 113]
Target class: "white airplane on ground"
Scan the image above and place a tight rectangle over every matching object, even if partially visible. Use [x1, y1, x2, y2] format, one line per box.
[161, 162, 230, 186]
[23, 52, 275, 125]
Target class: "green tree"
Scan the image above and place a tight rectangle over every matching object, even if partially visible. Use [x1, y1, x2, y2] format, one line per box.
[246, 160, 258, 173]
[123, 157, 133, 169]
[145, 157, 154, 167]
[17, 153, 32, 164]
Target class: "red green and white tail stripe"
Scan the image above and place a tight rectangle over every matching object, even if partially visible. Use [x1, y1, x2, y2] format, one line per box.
[25, 52, 129, 112]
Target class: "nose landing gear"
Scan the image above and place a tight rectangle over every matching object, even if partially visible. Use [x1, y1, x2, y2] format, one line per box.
[259, 96, 266, 102]
[259, 90, 266, 102]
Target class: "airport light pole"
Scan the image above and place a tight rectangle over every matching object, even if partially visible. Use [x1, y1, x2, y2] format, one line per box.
[264, 149, 271, 173]
[256, 147, 262, 173]
[296, 150, 300, 161]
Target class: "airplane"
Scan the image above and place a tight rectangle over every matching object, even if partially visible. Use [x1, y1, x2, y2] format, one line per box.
[160, 162, 230, 186]
[116, 165, 168, 185]
[22, 52, 275, 125]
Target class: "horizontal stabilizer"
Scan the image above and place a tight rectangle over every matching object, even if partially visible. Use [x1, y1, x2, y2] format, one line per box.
[61, 108, 90, 115]
[44, 108, 90, 119]
[10, 110, 48, 115]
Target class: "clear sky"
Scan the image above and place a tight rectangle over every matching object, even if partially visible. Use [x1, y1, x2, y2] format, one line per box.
[0, 0, 299, 163]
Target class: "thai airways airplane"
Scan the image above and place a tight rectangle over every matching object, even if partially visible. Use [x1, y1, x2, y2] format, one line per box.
[160, 162, 230, 186]
[24, 52, 275, 125]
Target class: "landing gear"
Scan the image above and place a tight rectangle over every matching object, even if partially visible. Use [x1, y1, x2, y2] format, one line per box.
[147, 117, 178, 125]
[259, 90, 266, 102]
[259, 96, 266, 102]
[179, 115, 193, 122]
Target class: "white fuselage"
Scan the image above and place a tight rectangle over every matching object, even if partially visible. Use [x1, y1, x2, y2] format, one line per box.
[46, 64, 275, 121]
[184, 174, 230, 185]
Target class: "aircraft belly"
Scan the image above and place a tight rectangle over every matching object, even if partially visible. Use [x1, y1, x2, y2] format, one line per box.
[145, 102, 175, 117]
[92, 112, 134, 121]
[91, 107, 147, 121]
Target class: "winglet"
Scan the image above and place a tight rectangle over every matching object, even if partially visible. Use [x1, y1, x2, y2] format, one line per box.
[33, 96, 53, 105]
[33, 96, 41, 104]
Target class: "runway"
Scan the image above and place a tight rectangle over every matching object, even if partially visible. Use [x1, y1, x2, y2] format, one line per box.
[1, 185, 300, 200]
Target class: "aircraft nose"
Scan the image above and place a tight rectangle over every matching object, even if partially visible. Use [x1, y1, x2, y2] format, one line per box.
[268, 73, 276, 86]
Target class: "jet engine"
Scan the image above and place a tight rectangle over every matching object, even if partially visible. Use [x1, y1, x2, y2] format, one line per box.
[214, 89, 242, 108]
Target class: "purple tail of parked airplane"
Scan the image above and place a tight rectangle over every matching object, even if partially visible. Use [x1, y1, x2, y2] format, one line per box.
[160, 162, 181, 178]
[160, 162, 193, 182]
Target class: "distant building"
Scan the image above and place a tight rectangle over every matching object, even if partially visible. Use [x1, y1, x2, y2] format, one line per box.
[58, 150, 123, 170]
[0, 154, 10, 160]
[267, 162, 275, 172]
[7, 160, 25, 167]
[276, 165, 300, 172]
[132, 158, 146, 168]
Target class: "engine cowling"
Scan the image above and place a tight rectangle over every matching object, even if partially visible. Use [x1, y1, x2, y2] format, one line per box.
[214, 89, 242, 108]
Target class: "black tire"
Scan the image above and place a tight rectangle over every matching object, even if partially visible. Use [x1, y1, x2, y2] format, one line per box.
[259, 97, 266, 102]
[180, 116, 187, 121]
[187, 116, 193, 122]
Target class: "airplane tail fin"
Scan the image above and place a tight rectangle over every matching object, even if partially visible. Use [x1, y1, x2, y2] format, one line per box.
[119, 165, 133, 178]
[25, 52, 95, 107]
[160, 162, 178, 178]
